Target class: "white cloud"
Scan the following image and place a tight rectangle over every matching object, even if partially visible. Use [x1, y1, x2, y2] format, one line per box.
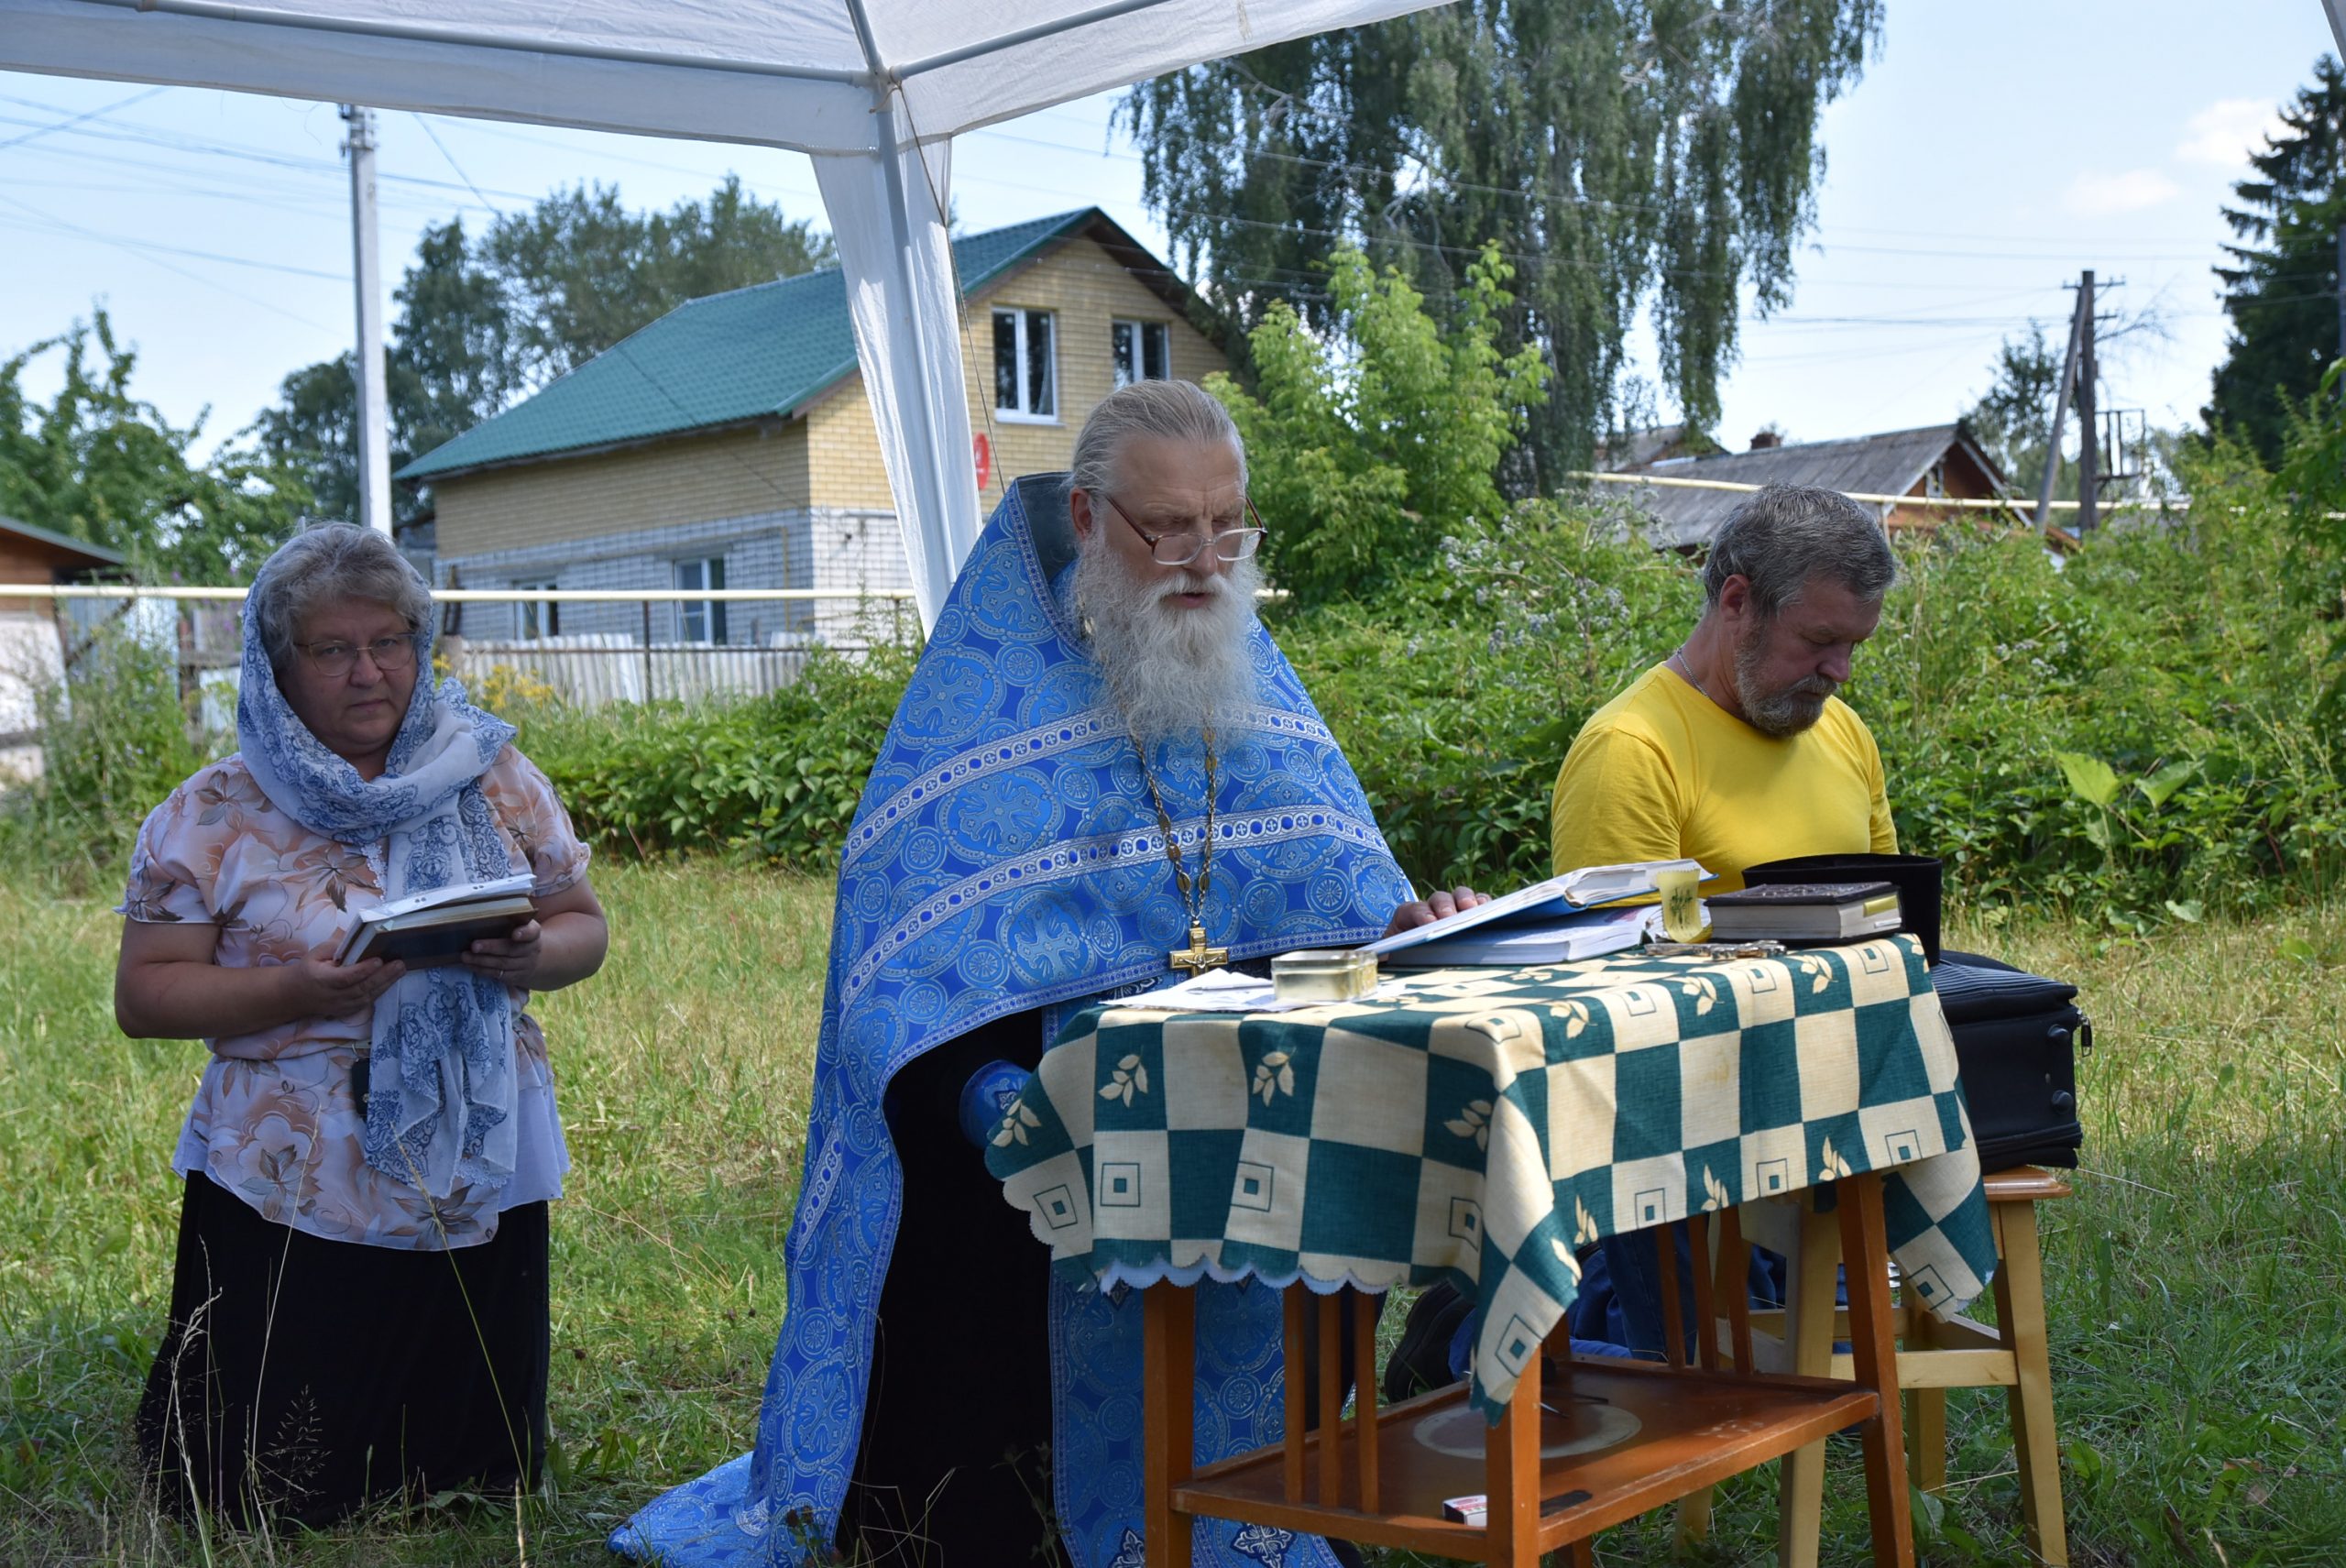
[2176, 98, 2286, 169]
[2063, 168, 2182, 217]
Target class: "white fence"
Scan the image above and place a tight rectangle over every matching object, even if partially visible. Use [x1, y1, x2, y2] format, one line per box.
[5, 585, 921, 723]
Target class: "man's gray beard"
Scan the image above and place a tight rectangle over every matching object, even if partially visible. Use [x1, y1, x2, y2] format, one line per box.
[1072, 537, 1263, 748]
[1734, 621, 1839, 738]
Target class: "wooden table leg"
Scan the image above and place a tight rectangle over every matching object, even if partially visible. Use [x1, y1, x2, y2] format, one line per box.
[1282, 1289, 1306, 1504]
[1777, 1195, 1842, 1568]
[1317, 1290, 1344, 1506]
[1486, 1343, 1542, 1568]
[1144, 1284, 1197, 1568]
[1993, 1197, 2070, 1566]
[1838, 1173, 1915, 1568]
[1906, 1301, 1946, 1495]
[1352, 1288, 1381, 1514]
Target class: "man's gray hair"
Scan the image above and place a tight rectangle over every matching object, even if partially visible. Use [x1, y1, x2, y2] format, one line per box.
[249, 522, 433, 673]
[1702, 484, 1897, 616]
[1069, 378, 1248, 505]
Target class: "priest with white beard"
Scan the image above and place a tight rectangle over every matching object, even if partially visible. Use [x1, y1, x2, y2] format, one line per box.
[616, 380, 1481, 1568]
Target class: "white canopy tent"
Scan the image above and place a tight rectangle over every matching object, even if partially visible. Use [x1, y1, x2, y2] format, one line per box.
[0, 0, 1443, 630]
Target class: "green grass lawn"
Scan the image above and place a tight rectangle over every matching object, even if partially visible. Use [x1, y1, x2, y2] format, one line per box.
[5, 861, 2343, 1566]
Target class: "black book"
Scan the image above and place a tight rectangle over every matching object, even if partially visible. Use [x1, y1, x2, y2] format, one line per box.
[1705, 880, 1902, 941]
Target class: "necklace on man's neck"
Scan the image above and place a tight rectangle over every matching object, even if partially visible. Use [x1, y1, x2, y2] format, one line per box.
[1669, 645, 1729, 714]
[1134, 727, 1226, 975]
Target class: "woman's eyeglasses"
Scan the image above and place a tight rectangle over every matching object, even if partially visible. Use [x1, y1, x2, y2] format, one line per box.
[296, 633, 420, 678]
[1106, 495, 1267, 566]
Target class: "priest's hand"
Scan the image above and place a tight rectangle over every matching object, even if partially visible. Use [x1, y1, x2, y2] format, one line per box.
[1382, 886, 1489, 938]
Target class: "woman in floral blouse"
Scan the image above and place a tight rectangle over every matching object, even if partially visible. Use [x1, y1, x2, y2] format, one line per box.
[115, 522, 607, 1526]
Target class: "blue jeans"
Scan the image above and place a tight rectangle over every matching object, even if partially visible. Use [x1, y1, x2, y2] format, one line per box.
[1570, 1224, 1796, 1360]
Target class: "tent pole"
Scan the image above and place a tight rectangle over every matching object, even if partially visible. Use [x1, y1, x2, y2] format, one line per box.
[867, 93, 952, 626]
[843, 0, 959, 625]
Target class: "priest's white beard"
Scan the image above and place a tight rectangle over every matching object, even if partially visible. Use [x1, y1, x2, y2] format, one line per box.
[1073, 535, 1263, 748]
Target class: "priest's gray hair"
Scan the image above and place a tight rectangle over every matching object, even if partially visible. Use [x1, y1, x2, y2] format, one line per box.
[1702, 484, 1896, 619]
[249, 521, 433, 674]
[1069, 378, 1248, 503]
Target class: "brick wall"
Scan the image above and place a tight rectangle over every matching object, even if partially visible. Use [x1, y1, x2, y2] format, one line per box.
[433, 421, 810, 564]
[0, 542, 55, 616]
[429, 230, 1228, 623]
[439, 510, 817, 645]
[797, 232, 1225, 515]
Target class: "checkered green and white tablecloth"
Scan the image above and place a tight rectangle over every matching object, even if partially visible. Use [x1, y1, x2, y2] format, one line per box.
[985, 934, 1999, 1419]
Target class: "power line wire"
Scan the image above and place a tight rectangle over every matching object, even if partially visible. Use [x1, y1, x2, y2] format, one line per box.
[0, 191, 334, 330]
[0, 85, 166, 151]
[412, 113, 502, 214]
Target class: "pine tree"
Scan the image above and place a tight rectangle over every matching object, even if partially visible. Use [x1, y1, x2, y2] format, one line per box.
[2207, 55, 2346, 465]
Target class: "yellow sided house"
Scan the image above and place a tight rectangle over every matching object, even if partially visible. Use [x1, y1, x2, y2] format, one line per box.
[398, 208, 1222, 680]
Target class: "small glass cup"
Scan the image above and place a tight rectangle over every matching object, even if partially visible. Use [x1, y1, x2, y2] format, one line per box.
[1655, 868, 1706, 944]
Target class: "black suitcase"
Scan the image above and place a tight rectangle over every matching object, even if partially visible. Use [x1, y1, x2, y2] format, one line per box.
[1931, 950, 2088, 1170]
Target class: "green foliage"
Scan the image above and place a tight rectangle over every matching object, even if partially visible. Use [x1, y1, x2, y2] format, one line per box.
[1211, 243, 1547, 604]
[2275, 359, 2346, 717]
[1269, 493, 1699, 891]
[0, 311, 310, 579]
[518, 641, 915, 869]
[1294, 434, 2343, 922]
[254, 178, 834, 527]
[2207, 53, 2346, 464]
[0, 629, 205, 883]
[1120, 0, 1882, 479]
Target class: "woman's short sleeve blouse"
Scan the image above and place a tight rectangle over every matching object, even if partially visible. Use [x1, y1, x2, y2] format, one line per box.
[120, 744, 590, 1250]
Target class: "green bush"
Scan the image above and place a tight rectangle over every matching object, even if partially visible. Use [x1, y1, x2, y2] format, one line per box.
[516, 641, 916, 869]
[0, 628, 204, 884]
[11, 438, 2340, 929]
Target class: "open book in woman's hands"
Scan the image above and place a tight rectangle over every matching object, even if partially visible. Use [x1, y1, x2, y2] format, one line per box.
[333, 873, 536, 968]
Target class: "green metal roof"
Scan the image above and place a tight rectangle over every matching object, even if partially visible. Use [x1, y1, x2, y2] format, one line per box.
[398, 209, 1106, 483]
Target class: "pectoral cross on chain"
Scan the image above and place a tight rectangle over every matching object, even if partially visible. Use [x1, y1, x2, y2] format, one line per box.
[1169, 922, 1229, 976]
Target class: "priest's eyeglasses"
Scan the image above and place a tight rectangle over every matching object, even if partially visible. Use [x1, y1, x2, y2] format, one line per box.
[296, 633, 420, 678]
[1106, 495, 1267, 565]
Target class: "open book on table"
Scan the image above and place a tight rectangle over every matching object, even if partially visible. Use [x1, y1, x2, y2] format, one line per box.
[333, 872, 536, 968]
[1359, 858, 1709, 959]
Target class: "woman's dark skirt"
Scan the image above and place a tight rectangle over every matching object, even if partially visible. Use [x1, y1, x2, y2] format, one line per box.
[135, 1174, 549, 1528]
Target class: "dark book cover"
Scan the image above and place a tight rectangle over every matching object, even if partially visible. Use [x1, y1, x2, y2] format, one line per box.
[1706, 881, 1896, 908]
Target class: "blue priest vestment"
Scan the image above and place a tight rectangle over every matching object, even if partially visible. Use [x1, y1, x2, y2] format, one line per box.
[614, 474, 1411, 1567]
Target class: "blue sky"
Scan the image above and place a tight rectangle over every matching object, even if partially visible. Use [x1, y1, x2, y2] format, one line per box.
[1, 0, 2335, 471]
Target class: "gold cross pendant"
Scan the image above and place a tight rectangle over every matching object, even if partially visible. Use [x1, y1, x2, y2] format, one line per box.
[1168, 923, 1229, 976]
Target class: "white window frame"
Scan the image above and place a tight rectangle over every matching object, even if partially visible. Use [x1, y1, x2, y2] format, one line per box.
[674, 556, 728, 644]
[1112, 318, 1172, 389]
[514, 580, 559, 641]
[992, 306, 1058, 423]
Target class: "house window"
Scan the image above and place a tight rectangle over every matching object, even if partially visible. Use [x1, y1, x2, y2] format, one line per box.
[515, 581, 559, 641]
[674, 556, 728, 643]
[1113, 320, 1171, 388]
[992, 308, 1057, 421]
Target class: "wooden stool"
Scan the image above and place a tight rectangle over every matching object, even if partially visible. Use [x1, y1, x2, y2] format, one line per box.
[1142, 1171, 1919, 1567]
[1688, 1166, 2070, 1566]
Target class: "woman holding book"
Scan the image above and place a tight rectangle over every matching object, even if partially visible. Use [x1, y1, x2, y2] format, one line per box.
[113, 522, 607, 1526]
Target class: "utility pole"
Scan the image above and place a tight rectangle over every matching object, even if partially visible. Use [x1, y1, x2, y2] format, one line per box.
[2034, 285, 2084, 532]
[2334, 225, 2345, 375]
[342, 105, 392, 537]
[2076, 270, 2098, 536]
[2034, 269, 2114, 537]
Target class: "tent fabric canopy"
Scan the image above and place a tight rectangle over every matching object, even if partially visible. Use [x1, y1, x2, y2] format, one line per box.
[2, 0, 1442, 628]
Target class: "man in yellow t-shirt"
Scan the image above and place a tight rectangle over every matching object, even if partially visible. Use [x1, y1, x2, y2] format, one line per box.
[1551, 482, 1899, 893]
[1386, 484, 1906, 1390]
[1553, 481, 1899, 1360]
